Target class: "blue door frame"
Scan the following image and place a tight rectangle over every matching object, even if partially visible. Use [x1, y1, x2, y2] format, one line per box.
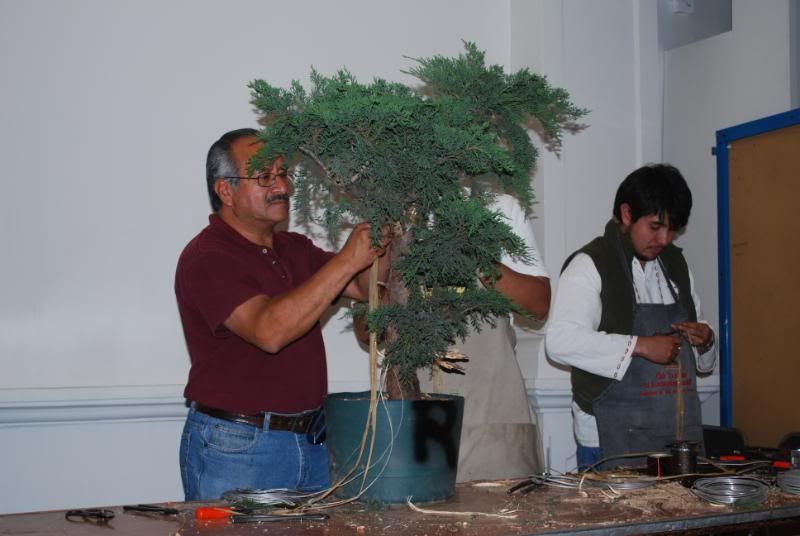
[714, 108, 800, 427]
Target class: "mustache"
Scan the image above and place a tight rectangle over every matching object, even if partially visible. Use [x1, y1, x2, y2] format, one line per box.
[266, 193, 291, 204]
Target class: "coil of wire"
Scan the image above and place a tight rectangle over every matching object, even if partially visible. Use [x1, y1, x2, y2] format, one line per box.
[221, 488, 312, 507]
[523, 472, 656, 491]
[691, 477, 769, 506]
[777, 470, 800, 495]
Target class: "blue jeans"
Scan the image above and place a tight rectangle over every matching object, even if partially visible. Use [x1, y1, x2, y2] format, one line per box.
[577, 444, 601, 472]
[180, 408, 330, 500]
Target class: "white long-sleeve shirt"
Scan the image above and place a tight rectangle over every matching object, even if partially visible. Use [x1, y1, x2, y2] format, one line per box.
[545, 252, 717, 447]
[492, 194, 548, 279]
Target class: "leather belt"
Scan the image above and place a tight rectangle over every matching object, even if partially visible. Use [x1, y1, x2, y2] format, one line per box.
[191, 403, 320, 434]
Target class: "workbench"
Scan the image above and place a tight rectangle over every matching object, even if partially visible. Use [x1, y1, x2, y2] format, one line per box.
[2, 479, 800, 535]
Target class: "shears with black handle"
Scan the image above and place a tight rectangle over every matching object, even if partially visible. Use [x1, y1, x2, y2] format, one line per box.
[123, 503, 180, 515]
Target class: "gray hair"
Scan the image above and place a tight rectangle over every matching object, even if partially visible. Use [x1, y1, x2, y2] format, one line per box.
[205, 128, 259, 212]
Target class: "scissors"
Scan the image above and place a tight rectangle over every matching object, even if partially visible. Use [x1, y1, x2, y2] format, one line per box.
[65, 508, 115, 522]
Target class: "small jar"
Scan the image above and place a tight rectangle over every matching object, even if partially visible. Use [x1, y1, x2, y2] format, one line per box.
[667, 440, 700, 476]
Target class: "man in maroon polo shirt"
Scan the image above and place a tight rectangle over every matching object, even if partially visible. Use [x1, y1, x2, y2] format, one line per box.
[175, 128, 386, 500]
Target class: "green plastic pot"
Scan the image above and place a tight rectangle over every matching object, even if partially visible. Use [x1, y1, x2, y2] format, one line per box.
[325, 391, 464, 504]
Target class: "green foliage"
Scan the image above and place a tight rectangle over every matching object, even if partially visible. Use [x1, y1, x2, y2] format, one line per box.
[395, 194, 531, 289]
[249, 42, 586, 387]
[405, 42, 588, 206]
[365, 287, 522, 386]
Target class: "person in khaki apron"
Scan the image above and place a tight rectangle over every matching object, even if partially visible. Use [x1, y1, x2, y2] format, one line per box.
[419, 193, 550, 482]
[546, 164, 717, 470]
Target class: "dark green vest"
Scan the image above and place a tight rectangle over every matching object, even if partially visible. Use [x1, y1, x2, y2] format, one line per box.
[562, 219, 697, 415]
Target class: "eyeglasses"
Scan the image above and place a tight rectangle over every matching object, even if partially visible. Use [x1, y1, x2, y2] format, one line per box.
[221, 171, 294, 189]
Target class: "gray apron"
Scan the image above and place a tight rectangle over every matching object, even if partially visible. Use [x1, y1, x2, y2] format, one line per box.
[593, 258, 703, 468]
[419, 316, 543, 481]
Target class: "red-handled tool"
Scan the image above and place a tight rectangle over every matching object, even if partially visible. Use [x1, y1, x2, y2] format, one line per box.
[194, 507, 328, 524]
[195, 507, 237, 520]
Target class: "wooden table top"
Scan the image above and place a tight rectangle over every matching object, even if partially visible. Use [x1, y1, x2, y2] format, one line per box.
[3, 479, 800, 535]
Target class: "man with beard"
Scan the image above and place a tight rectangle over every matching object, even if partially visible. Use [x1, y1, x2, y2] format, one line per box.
[175, 128, 387, 499]
[546, 164, 716, 470]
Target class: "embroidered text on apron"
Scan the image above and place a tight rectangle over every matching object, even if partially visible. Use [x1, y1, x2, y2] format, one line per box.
[593, 249, 703, 468]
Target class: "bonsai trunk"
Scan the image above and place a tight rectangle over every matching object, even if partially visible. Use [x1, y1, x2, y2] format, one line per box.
[385, 366, 421, 400]
[384, 229, 421, 400]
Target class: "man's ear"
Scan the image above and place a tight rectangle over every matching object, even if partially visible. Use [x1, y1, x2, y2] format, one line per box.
[619, 203, 633, 227]
[214, 179, 234, 208]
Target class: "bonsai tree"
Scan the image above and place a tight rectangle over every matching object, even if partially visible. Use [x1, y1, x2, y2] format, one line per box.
[249, 42, 586, 399]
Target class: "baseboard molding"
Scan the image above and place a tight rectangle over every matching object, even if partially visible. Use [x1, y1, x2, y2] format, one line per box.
[0, 385, 188, 426]
[0, 381, 372, 427]
[0, 376, 719, 427]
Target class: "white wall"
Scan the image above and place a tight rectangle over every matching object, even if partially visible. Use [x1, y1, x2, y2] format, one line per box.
[793, 0, 800, 108]
[0, 0, 533, 514]
[1, 0, 762, 514]
[0, 0, 511, 393]
[0, 0, 516, 514]
[662, 0, 793, 426]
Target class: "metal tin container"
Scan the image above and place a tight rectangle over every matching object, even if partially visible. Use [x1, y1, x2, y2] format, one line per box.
[667, 440, 700, 476]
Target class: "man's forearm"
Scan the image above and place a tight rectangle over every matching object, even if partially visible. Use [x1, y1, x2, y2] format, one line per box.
[225, 253, 365, 353]
[493, 264, 551, 319]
